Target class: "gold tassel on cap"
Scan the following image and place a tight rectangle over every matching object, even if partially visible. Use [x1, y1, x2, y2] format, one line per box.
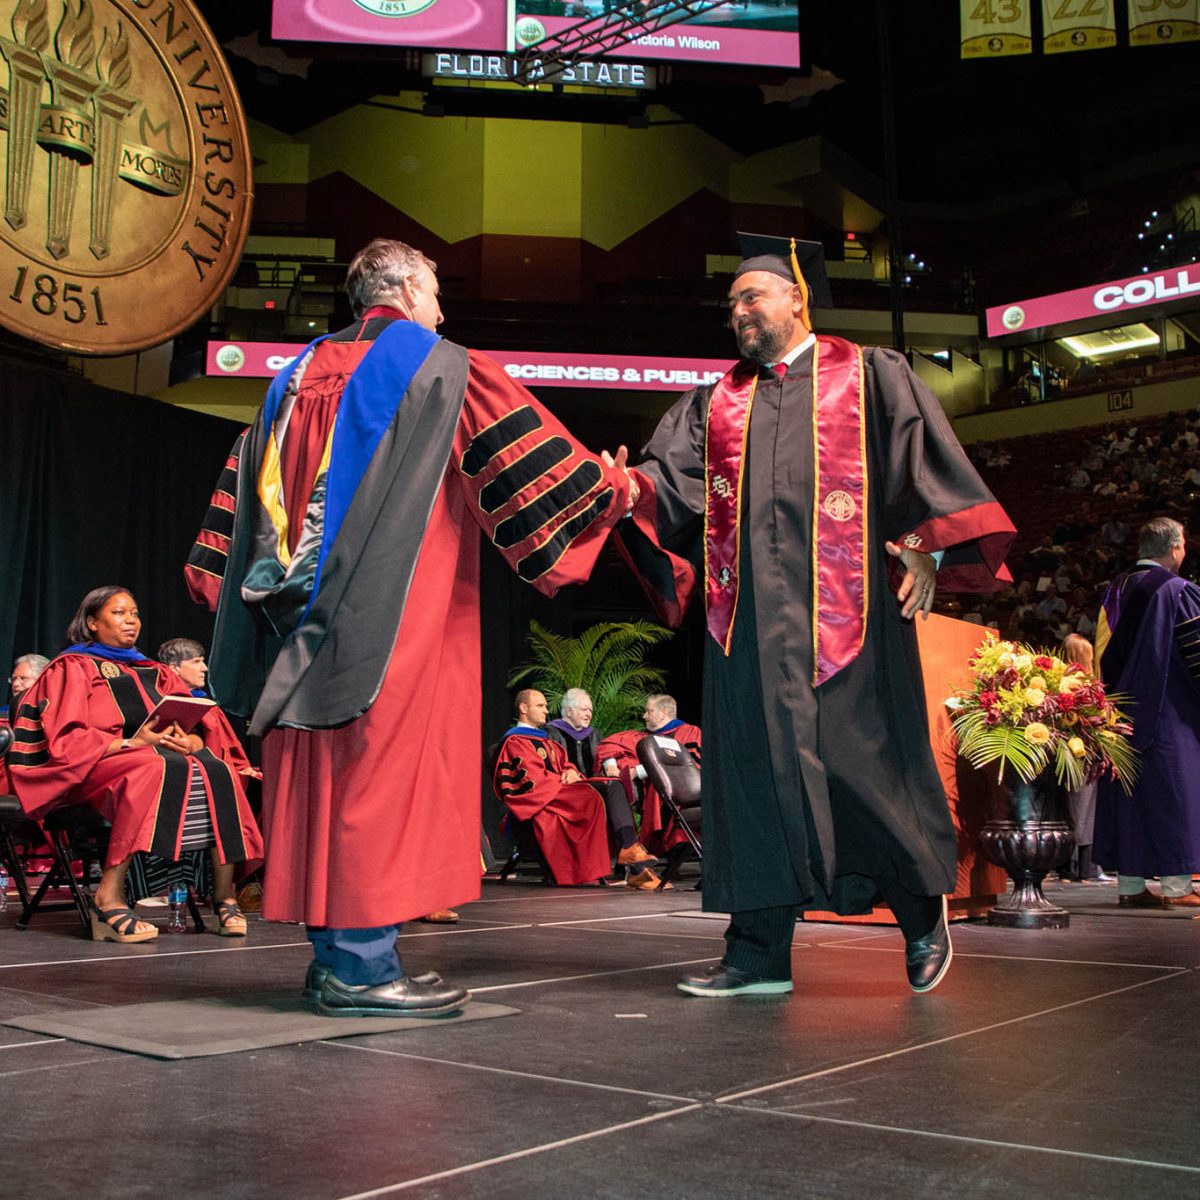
[790, 236, 812, 330]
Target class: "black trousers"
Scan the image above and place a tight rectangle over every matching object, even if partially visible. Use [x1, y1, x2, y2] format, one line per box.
[589, 779, 636, 848]
[723, 880, 943, 980]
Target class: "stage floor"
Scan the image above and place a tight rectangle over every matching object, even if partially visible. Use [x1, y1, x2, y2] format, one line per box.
[2, 875, 1198, 1198]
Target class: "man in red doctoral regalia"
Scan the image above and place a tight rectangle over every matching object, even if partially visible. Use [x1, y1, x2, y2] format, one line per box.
[617, 234, 1016, 998]
[188, 239, 693, 1017]
[493, 688, 662, 889]
[595, 693, 701, 857]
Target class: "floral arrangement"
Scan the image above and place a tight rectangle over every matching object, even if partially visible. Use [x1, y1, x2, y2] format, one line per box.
[949, 640, 1137, 792]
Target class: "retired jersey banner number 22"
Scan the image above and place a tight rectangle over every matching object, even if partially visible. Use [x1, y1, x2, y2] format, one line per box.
[1042, 0, 1117, 53]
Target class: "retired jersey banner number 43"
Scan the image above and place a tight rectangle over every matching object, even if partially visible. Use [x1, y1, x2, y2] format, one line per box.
[960, 0, 1033, 57]
[1042, 0, 1117, 53]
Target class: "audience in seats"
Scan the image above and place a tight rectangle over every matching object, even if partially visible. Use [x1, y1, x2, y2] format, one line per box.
[493, 688, 664, 889]
[545, 687, 600, 777]
[7, 586, 264, 943]
[950, 408, 1200, 646]
[596, 694, 701, 856]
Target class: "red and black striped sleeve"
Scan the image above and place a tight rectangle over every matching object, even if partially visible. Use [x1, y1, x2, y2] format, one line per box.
[456, 352, 632, 597]
[492, 733, 566, 821]
[185, 427, 247, 612]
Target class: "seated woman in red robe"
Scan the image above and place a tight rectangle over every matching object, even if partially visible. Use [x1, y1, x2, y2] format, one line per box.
[8, 587, 263, 944]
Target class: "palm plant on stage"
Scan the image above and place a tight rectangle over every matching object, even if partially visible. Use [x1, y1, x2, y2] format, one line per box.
[950, 639, 1137, 792]
[508, 619, 674, 735]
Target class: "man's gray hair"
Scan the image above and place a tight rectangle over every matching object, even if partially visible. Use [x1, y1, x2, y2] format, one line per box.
[561, 687, 592, 716]
[13, 653, 49, 676]
[645, 693, 677, 718]
[345, 238, 437, 318]
[1138, 516, 1185, 560]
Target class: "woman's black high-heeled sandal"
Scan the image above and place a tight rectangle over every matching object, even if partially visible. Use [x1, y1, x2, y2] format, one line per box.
[90, 900, 158, 943]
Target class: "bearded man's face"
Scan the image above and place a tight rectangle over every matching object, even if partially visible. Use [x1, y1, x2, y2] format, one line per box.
[728, 272, 803, 363]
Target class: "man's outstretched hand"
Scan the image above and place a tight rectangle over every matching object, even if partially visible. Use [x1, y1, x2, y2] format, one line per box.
[886, 541, 936, 619]
[601, 445, 640, 508]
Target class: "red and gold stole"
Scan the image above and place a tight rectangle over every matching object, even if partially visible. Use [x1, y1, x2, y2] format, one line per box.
[704, 335, 868, 686]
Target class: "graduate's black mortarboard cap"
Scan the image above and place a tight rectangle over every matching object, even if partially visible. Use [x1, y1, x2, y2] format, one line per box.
[733, 232, 833, 309]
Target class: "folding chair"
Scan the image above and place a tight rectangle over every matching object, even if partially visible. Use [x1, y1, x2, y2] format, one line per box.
[486, 738, 553, 885]
[496, 811, 555, 885]
[0, 726, 33, 911]
[637, 733, 702, 890]
[19, 803, 113, 934]
[2, 725, 205, 936]
[0, 797, 33, 912]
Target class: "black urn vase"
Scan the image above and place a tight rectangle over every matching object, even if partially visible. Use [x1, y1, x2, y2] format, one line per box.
[978, 770, 1074, 929]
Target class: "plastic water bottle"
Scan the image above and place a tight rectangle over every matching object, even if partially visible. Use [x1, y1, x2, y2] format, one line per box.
[163, 882, 188, 933]
[0, 867, 9, 912]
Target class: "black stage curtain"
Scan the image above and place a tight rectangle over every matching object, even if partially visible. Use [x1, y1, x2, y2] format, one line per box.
[1, 356, 697, 860]
[0, 358, 241, 671]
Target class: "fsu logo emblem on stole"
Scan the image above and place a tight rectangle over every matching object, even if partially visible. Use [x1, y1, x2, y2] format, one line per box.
[823, 490, 857, 522]
[99, 661, 120, 678]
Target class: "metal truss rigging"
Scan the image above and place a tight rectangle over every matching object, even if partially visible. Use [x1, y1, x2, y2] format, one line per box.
[512, 1, 733, 84]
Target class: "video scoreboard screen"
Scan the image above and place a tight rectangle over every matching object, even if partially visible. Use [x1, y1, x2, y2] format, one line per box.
[272, 1, 799, 70]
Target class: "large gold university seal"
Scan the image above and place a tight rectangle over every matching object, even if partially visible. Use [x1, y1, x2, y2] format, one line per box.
[0, 0, 252, 354]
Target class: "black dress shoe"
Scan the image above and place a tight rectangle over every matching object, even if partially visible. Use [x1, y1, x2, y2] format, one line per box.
[318, 971, 468, 1017]
[302, 961, 330, 1004]
[302, 962, 444, 1005]
[905, 896, 952, 994]
[677, 964, 793, 997]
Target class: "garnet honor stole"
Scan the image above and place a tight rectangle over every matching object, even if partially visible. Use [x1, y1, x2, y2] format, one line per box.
[704, 335, 868, 686]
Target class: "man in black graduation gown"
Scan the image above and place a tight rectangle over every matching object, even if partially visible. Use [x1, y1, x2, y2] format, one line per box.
[617, 235, 1015, 997]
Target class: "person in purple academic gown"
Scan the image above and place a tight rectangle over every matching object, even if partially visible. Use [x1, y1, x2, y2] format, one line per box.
[544, 687, 601, 777]
[1094, 516, 1200, 908]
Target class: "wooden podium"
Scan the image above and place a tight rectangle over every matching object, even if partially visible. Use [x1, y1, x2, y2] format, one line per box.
[801, 612, 1006, 925]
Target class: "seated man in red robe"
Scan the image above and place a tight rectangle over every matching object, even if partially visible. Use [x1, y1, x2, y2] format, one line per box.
[596, 693, 701, 856]
[494, 689, 663, 889]
[2, 655, 51, 873]
[2, 654, 49, 793]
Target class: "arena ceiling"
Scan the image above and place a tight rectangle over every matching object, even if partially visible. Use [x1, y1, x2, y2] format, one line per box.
[200, 2, 1198, 216]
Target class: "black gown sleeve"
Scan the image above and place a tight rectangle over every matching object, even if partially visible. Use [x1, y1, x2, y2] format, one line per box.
[869, 348, 1015, 591]
[612, 387, 709, 626]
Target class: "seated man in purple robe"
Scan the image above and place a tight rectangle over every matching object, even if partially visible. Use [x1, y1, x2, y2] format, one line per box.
[544, 688, 601, 777]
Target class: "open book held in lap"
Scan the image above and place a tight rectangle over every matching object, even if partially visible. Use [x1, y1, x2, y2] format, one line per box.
[139, 695, 216, 735]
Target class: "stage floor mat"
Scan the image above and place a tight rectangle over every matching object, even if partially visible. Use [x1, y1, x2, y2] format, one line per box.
[4, 992, 518, 1059]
